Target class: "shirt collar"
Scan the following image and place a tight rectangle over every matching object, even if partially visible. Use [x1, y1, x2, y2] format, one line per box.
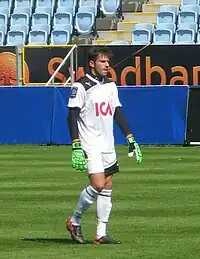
[87, 72, 106, 84]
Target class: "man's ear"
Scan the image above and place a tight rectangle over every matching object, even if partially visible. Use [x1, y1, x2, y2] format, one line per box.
[89, 60, 95, 68]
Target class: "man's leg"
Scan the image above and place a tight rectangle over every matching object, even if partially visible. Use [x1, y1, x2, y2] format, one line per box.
[71, 172, 105, 225]
[66, 172, 105, 243]
[94, 151, 121, 244]
[95, 174, 121, 244]
[95, 175, 113, 239]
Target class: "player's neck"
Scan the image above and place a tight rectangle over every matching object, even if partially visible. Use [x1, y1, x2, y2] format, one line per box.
[89, 71, 105, 82]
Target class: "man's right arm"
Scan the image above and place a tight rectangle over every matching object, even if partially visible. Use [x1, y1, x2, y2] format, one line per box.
[67, 82, 85, 141]
[67, 107, 80, 142]
[67, 83, 87, 171]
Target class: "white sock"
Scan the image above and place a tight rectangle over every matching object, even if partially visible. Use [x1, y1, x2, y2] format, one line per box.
[96, 189, 112, 239]
[71, 185, 98, 226]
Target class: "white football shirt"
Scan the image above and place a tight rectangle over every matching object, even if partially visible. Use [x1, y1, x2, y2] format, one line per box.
[67, 73, 122, 152]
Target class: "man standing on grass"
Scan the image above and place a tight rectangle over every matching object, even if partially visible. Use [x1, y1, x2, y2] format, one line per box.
[66, 46, 143, 244]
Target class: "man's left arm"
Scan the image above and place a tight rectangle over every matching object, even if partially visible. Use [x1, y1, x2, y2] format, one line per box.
[113, 107, 143, 164]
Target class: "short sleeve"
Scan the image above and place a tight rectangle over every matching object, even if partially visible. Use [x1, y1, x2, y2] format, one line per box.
[112, 83, 122, 108]
[67, 82, 86, 109]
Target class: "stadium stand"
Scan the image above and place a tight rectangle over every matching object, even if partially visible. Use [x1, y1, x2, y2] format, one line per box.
[3, 0, 200, 45]
[0, 0, 123, 45]
[96, 0, 200, 45]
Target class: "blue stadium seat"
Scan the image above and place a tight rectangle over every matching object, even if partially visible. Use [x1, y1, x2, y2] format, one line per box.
[14, 0, 34, 9]
[100, 0, 120, 16]
[0, 25, 6, 45]
[79, 0, 98, 4]
[0, 8, 9, 25]
[31, 24, 51, 34]
[156, 23, 176, 32]
[181, 0, 200, 5]
[78, 6, 96, 16]
[0, 25, 6, 34]
[13, 7, 31, 16]
[57, 0, 77, 15]
[50, 30, 70, 44]
[56, 6, 73, 14]
[0, 0, 13, 10]
[32, 7, 51, 26]
[10, 24, 29, 36]
[0, 0, 9, 7]
[175, 23, 197, 44]
[28, 29, 48, 44]
[153, 23, 175, 44]
[1, 0, 13, 16]
[36, 0, 55, 15]
[11, 8, 30, 26]
[179, 5, 199, 24]
[132, 28, 153, 45]
[7, 30, 26, 45]
[79, 0, 98, 16]
[50, 25, 72, 44]
[178, 22, 198, 31]
[75, 6, 95, 34]
[54, 7, 73, 25]
[57, 0, 77, 6]
[79, 0, 98, 6]
[157, 5, 178, 24]
[159, 5, 178, 13]
[53, 23, 73, 34]
[135, 23, 154, 32]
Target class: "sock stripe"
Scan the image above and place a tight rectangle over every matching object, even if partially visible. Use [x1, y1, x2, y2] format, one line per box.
[86, 187, 95, 198]
[99, 189, 112, 197]
[98, 193, 111, 197]
[88, 185, 99, 194]
[101, 189, 112, 193]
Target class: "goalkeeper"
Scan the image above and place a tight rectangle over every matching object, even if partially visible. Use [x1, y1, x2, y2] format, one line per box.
[66, 46, 142, 244]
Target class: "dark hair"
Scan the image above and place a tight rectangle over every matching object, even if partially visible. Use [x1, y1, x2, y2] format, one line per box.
[87, 46, 113, 65]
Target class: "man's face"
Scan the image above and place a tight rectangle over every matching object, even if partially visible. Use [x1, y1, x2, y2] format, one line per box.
[89, 54, 110, 77]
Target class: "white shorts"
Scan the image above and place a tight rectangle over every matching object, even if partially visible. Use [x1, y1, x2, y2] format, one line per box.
[85, 150, 118, 174]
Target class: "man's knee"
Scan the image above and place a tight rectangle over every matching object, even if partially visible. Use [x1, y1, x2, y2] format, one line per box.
[89, 173, 106, 192]
[92, 183, 105, 192]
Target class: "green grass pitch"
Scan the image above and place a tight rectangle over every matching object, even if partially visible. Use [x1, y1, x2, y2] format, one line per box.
[1, 145, 200, 259]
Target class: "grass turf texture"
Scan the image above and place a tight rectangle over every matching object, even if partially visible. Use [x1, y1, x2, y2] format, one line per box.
[0, 145, 200, 259]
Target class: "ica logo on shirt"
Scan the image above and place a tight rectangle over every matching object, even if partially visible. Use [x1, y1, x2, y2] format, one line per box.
[95, 102, 112, 116]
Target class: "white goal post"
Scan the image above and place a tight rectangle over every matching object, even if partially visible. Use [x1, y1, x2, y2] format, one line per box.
[45, 44, 77, 87]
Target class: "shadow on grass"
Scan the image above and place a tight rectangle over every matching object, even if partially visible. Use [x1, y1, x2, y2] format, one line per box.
[22, 238, 93, 245]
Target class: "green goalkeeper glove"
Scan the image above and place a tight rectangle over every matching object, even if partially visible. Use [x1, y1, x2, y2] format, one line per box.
[127, 136, 143, 164]
[72, 141, 87, 171]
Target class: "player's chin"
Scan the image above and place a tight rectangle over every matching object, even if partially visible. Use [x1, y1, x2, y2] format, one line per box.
[102, 71, 108, 77]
